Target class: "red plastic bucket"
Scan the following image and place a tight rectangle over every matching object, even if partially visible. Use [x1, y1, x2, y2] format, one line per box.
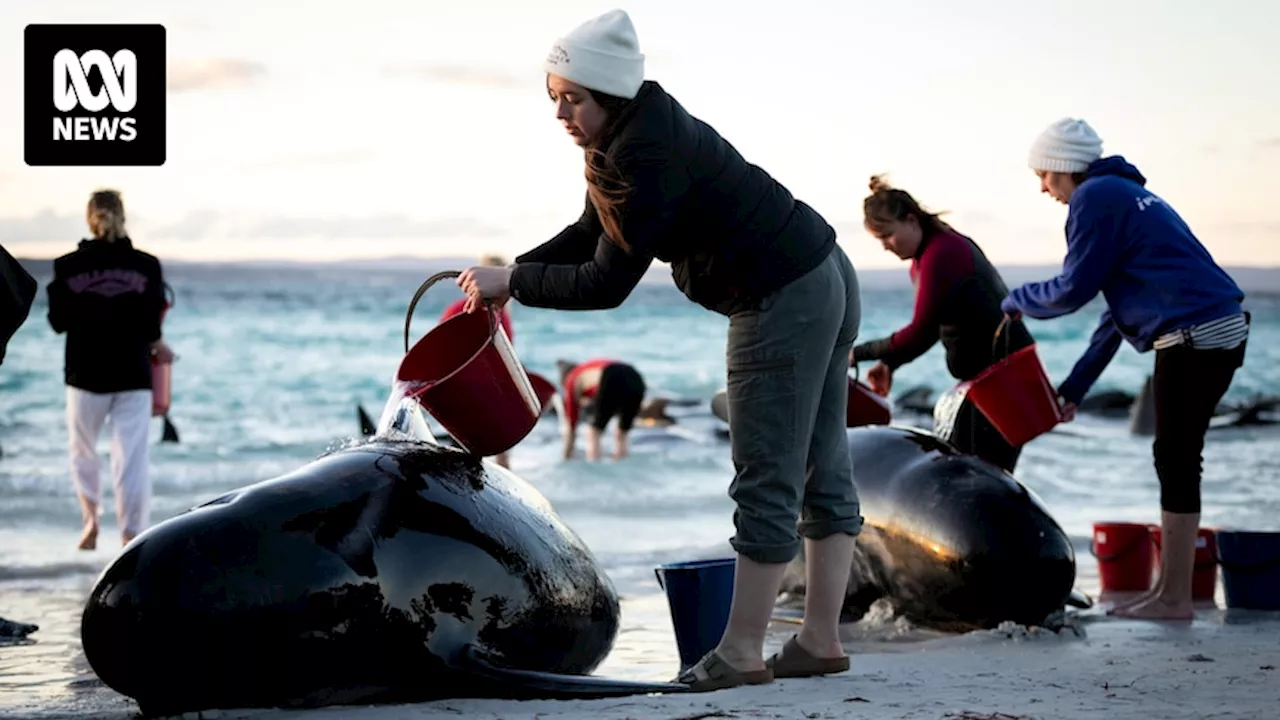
[397, 271, 544, 458]
[964, 344, 1063, 447]
[152, 284, 175, 417]
[1092, 521, 1154, 592]
[151, 361, 171, 417]
[527, 371, 558, 415]
[847, 376, 891, 427]
[1150, 525, 1219, 601]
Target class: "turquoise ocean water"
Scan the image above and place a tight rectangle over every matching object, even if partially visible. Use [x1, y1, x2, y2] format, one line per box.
[0, 258, 1276, 716]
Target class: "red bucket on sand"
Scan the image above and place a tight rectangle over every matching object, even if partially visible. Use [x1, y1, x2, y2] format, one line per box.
[1092, 521, 1154, 592]
[397, 271, 546, 458]
[847, 376, 891, 427]
[1150, 525, 1219, 602]
[964, 344, 1064, 446]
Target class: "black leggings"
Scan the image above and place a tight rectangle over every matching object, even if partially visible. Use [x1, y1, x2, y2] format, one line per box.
[1153, 342, 1247, 513]
[590, 363, 646, 432]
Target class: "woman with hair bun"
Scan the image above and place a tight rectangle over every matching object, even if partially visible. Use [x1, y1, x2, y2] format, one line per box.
[852, 175, 1035, 473]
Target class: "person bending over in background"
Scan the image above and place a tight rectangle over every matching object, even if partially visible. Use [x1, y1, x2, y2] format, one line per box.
[1002, 118, 1248, 621]
[47, 189, 175, 550]
[556, 358, 647, 461]
[453, 9, 861, 691]
[851, 175, 1035, 473]
[439, 252, 516, 468]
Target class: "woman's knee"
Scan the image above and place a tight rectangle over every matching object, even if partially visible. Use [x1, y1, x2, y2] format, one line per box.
[1153, 436, 1204, 513]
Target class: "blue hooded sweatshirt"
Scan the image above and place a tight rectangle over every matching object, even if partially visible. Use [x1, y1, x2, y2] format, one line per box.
[1001, 156, 1244, 405]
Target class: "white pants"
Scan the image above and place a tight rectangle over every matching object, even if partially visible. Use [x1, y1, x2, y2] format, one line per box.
[66, 386, 152, 536]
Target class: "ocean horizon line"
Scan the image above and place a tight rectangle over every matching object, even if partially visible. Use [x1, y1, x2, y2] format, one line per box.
[13, 255, 1280, 293]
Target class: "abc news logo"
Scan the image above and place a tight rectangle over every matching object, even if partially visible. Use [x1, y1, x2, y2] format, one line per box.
[24, 24, 166, 166]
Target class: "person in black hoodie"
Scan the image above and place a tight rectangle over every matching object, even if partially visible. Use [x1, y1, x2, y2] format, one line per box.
[851, 176, 1035, 473]
[455, 10, 860, 691]
[1, 243, 38, 368]
[46, 190, 173, 550]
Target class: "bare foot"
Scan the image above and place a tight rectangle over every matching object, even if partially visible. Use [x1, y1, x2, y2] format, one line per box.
[713, 641, 769, 673]
[794, 630, 847, 660]
[1109, 594, 1193, 620]
[78, 522, 98, 551]
[121, 531, 136, 547]
[1107, 587, 1160, 613]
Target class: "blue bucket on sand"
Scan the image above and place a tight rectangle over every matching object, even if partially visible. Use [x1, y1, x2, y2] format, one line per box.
[654, 558, 736, 671]
[1215, 530, 1280, 611]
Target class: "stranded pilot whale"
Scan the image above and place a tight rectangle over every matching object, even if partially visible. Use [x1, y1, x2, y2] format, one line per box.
[80, 438, 686, 717]
[778, 425, 1087, 632]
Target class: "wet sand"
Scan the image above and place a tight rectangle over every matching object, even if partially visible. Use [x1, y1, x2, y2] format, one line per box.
[4, 577, 1279, 720]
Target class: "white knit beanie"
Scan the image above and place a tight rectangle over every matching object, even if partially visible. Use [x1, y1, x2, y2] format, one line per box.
[543, 9, 645, 100]
[1027, 118, 1104, 173]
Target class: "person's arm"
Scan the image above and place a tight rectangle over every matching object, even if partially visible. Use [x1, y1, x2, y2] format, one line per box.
[1001, 197, 1122, 319]
[562, 423, 577, 461]
[46, 259, 70, 335]
[509, 140, 679, 311]
[1057, 310, 1124, 404]
[515, 193, 603, 266]
[142, 260, 164, 344]
[850, 243, 960, 369]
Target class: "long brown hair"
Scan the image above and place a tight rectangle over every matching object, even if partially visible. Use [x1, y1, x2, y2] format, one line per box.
[87, 189, 127, 242]
[582, 89, 635, 250]
[862, 175, 950, 238]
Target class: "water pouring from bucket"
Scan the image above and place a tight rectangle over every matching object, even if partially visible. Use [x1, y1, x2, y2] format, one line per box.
[389, 270, 548, 457]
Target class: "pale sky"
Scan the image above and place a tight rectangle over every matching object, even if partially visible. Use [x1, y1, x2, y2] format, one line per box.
[2, 0, 1278, 270]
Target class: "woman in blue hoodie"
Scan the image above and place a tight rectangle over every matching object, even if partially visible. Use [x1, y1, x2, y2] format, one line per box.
[1001, 118, 1249, 621]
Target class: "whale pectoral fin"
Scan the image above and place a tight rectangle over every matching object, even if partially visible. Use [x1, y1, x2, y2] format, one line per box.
[1066, 589, 1093, 609]
[455, 645, 688, 700]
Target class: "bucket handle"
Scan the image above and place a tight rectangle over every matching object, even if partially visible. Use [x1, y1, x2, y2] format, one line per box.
[991, 314, 1013, 360]
[403, 270, 498, 354]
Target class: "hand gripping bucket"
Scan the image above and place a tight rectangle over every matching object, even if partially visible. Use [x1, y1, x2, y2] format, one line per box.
[963, 318, 1064, 447]
[1091, 521, 1154, 592]
[1213, 530, 1280, 611]
[847, 374, 892, 428]
[397, 271, 546, 458]
[1150, 525, 1219, 602]
[654, 558, 736, 671]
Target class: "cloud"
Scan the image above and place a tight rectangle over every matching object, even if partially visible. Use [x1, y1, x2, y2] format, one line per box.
[0, 209, 86, 245]
[386, 63, 527, 90]
[168, 58, 267, 93]
[150, 210, 506, 243]
[0, 208, 506, 247]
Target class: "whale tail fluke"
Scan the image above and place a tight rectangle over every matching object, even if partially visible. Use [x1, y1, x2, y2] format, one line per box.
[457, 645, 688, 699]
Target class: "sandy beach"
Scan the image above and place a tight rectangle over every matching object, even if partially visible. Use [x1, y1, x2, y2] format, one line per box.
[4, 569, 1279, 720]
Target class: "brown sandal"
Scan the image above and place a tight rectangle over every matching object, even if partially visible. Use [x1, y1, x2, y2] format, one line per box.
[674, 650, 774, 693]
[765, 635, 850, 678]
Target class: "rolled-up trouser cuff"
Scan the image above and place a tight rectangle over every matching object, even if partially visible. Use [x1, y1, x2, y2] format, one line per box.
[798, 514, 864, 540]
[729, 534, 802, 565]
